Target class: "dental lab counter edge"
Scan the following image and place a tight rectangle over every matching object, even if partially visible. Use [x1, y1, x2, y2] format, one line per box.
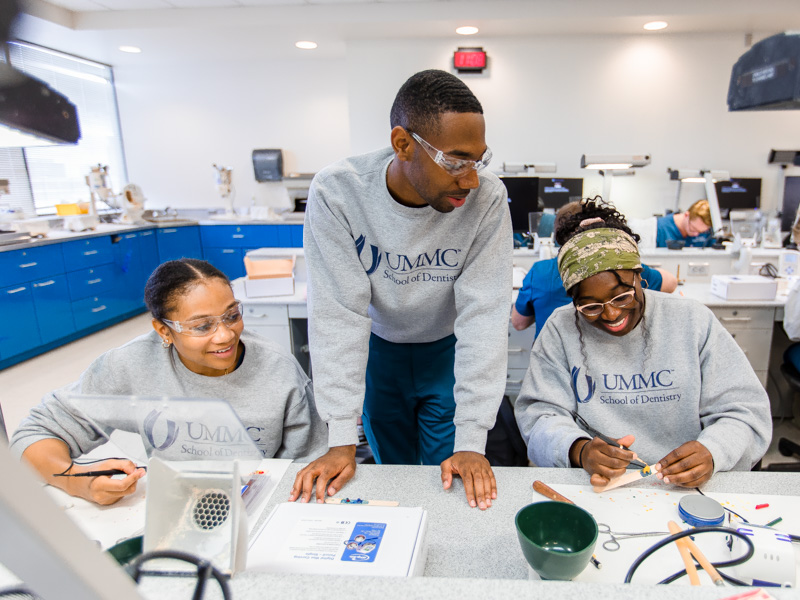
[132, 464, 799, 600]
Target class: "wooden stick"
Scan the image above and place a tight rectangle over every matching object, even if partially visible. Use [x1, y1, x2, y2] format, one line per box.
[668, 520, 701, 586]
[533, 480, 574, 504]
[592, 464, 656, 493]
[681, 531, 725, 586]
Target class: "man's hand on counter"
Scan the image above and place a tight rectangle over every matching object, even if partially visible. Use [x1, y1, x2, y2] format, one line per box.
[289, 444, 357, 504]
[441, 451, 497, 510]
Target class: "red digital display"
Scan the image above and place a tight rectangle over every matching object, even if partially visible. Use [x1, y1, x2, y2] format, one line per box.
[454, 48, 487, 71]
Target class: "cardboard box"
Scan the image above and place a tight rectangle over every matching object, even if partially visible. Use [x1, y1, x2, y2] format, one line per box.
[243, 254, 295, 297]
[710, 275, 778, 301]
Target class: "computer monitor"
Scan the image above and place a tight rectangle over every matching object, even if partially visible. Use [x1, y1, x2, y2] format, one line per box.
[781, 176, 800, 232]
[538, 177, 583, 210]
[714, 177, 761, 218]
[500, 176, 542, 233]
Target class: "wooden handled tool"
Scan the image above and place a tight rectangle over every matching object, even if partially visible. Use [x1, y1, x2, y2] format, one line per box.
[667, 520, 701, 586]
[670, 521, 725, 586]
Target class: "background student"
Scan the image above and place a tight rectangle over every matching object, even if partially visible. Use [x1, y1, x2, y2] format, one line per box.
[656, 199, 714, 247]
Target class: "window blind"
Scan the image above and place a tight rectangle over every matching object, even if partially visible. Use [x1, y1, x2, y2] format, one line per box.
[8, 41, 126, 215]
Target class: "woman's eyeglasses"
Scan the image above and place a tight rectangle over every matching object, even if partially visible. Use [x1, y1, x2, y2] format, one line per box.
[575, 290, 636, 317]
[162, 301, 243, 336]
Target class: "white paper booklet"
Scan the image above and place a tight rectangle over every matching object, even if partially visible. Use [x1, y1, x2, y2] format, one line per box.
[247, 503, 428, 577]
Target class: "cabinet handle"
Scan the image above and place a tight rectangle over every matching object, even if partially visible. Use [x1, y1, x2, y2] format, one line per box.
[163, 229, 177, 233]
[125, 234, 136, 239]
[507, 347, 526, 353]
[87, 278, 103, 285]
[19, 262, 37, 268]
[222, 249, 236, 254]
[7, 287, 26, 294]
[83, 250, 98, 256]
[91, 305, 108, 313]
[232, 234, 244, 239]
[141, 231, 153, 236]
[34, 280, 55, 287]
[506, 379, 523, 385]
[721, 317, 752, 323]
[249, 313, 270, 318]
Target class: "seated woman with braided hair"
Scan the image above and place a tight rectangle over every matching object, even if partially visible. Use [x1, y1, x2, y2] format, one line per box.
[514, 198, 771, 488]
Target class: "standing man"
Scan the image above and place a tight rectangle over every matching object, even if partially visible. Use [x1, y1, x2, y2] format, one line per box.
[289, 69, 512, 510]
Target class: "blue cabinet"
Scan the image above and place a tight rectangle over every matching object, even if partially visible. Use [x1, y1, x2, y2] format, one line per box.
[0, 244, 64, 287]
[204, 247, 245, 280]
[0, 283, 42, 360]
[62, 237, 113, 269]
[200, 224, 301, 280]
[157, 226, 202, 263]
[138, 229, 159, 280]
[31, 275, 75, 345]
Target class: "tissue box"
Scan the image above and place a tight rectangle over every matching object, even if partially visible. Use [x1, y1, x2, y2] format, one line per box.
[710, 275, 778, 301]
[243, 255, 295, 297]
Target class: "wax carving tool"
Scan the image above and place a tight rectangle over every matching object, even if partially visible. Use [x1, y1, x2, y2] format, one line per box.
[532, 480, 602, 570]
[570, 411, 647, 469]
[324, 497, 399, 506]
[667, 520, 701, 585]
[54, 468, 146, 477]
[668, 521, 724, 586]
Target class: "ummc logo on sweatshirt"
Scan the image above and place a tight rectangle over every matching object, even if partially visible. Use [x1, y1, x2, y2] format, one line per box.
[355, 234, 462, 284]
[570, 367, 681, 405]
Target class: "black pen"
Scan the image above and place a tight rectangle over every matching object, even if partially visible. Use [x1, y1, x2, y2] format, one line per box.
[54, 467, 146, 477]
[571, 411, 648, 469]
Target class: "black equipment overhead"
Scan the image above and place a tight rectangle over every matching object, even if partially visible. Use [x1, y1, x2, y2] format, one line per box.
[728, 32, 800, 111]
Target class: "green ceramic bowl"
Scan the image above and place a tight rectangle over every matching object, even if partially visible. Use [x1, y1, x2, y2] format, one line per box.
[106, 535, 143, 567]
[515, 501, 598, 581]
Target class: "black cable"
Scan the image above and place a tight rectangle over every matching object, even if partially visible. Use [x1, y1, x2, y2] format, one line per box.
[696, 487, 748, 523]
[0, 587, 41, 599]
[624, 526, 755, 584]
[129, 550, 231, 600]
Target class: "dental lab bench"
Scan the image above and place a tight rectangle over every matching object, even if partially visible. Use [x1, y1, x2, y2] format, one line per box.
[2, 464, 798, 600]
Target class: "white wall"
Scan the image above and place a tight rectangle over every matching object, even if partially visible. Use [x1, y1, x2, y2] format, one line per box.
[347, 34, 800, 219]
[15, 14, 800, 217]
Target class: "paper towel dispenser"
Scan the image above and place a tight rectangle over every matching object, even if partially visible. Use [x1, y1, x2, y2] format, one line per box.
[252, 148, 283, 181]
[728, 32, 800, 111]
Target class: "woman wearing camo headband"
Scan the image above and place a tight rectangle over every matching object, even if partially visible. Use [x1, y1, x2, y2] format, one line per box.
[515, 198, 771, 492]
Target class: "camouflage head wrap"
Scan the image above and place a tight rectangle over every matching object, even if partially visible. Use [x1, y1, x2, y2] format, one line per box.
[557, 228, 642, 291]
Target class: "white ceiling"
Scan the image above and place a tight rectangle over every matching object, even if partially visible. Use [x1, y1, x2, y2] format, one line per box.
[16, 0, 800, 65]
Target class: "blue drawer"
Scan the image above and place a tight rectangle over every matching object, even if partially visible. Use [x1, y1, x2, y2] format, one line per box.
[72, 294, 121, 330]
[204, 247, 245, 280]
[290, 224, 303, 248]
[67, 264, 115, 300]
[62, 237, 113, 271]
[201, 225, 279, 248]
[138, 229, 160, 279]
[157, 226, 202, 263]
[31, 274, 75, 344]
[0, 282, 42, 359]
[0, 244, 65, 287]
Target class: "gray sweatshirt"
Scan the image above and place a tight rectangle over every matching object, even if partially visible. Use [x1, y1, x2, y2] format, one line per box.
[304, 147, 513, 452]
[10, 330, 327, 462]
[514, 290, 772, 472]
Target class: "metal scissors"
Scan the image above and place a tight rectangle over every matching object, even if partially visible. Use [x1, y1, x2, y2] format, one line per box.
[597, 523, 670, 552]
[570, 411, 648, 469]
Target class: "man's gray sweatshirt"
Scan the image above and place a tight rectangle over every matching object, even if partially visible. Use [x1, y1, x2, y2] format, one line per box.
[304, 147, 513, 452]
[10, 330, 327, 462]
[514, 291, 772, 472]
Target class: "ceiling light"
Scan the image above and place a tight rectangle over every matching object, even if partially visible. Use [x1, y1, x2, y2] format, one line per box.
[643, 21, 668, 31]
[119, 46, 141, 54]
[456, 26, 479, 36]
[295, 41, 318, 50]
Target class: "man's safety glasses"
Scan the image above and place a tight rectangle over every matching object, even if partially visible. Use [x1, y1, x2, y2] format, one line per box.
[162, 301, 243, 336]
[575, 290, 636, 317]
[409, 131, 492, 178]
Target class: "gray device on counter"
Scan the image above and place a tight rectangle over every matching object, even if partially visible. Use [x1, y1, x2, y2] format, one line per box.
[252, 148, 283, 182]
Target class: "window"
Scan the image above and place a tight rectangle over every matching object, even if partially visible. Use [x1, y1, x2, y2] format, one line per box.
[0, 41, 126, 217]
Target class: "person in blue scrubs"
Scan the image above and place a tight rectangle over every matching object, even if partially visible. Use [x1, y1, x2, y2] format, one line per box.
[512, 199, 677, 336]
[656, 199, 713, 247]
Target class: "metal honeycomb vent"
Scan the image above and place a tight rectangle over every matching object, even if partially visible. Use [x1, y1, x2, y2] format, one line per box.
[192, 490, 231, 530]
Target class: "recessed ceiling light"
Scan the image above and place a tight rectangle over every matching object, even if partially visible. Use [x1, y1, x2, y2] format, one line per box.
[119, 46, 142, 53]
[643, 21, 668, 31]
[456, 26, 479, 36]
[295, 41, 318, 50]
